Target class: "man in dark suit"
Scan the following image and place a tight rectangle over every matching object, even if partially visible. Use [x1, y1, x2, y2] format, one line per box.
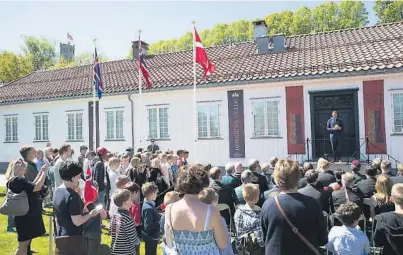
[147, 139, 159, 153]
[318, 160, 336, 187]
[356, 165, 378, 198]
[327, 110, 343, 162]
[331, 172, 364, 213]
[391, 164, 403, 184]
[248, 159, 268, 207]
[298, 170, 332, 213]
[221, 163, 241, 190]
[209, 167, 235, 224]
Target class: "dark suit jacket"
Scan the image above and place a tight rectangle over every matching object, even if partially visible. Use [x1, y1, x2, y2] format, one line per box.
[356, 176, 376, 198]
[147, 144, 159, 153]
[331, 187, 364, 213]
[209, 180, 235, 223]
[141, 201, 161, 240]
[25, 161, 38, 182]
[298, 183, 332, 213]
[318, 171, 336, 187]
[391, 176, 403, 184]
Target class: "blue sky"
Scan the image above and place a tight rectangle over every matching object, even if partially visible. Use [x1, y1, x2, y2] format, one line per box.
[0, 1, 376, 60]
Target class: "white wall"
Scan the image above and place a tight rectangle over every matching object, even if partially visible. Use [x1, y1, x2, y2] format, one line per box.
[0, 72, 402, 168]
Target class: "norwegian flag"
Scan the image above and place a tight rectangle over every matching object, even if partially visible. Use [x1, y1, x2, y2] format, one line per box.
[194, 27, 215, 77]
[86, 166, 92, 180]
[67, 32, 74, 41]
[84, 180, 98, 207]
[138, 40, 151, 89]
[93, 48, 103, 99]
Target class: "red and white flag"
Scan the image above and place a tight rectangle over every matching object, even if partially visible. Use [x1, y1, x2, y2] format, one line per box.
[84, 180, 98, 207]
[67, 32, 74, 41]
[194, 27, 215, 77]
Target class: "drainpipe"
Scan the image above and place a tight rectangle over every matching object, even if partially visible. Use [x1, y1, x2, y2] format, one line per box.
[128, 93, 135, 150]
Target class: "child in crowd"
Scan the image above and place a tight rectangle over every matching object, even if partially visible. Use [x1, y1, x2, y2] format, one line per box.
[110, 189, 140, 255]
[160, 191, 180, 236]
[108, 157, 121, 200]
[326, 201, 370, 255]
[109, 175, 130, 216]
[159, 153, 171, 187]
[199, 188, 234, 255]
[141, 182, 161, 255]
[83, 181, 108, 255]
[167, 155, 178, 184]
[124, 182, 142, 255]
[234, 184, 264, 254]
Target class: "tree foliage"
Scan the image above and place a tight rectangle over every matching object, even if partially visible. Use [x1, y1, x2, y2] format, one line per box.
[374, 0, 403, 23]
[0, 51, 34, 82]
[22, 36, 57, 71]
[51, 52, 108, 70]
[145, 0, 373, 54]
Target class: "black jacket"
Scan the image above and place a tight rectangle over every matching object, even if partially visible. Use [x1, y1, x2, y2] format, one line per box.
[147, 144, 159, 153]
[209, 180, 235, 224]
[298, 183, 332, 213]
[318, 171, 336, 187]
[356, 176, 376, 198]
[251, 171, 268, 206]
[141, 201, 161, 240]
[126, 166, 148, 188]
[331, 187, 364, 212]
[91, 157, 110, 192]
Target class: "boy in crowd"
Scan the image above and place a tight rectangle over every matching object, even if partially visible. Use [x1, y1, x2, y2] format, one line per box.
[374, 183, 403, 255]
[83, 181, 108, 255]
[110, 189, 140, 255]
[124, 182, 142, 255]
[199, 188, 234, 255]
[141, 182, 161, 255]
[109, 176, 130, 216]
[326, 202, 370, 255]
[160, 191, 180, 236]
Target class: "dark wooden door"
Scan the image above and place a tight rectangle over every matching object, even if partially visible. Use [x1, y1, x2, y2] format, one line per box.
[311, 92, 359, 160]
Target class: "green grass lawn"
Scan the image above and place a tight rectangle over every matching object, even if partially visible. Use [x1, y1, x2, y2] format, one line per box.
[0, 187, 162, 255]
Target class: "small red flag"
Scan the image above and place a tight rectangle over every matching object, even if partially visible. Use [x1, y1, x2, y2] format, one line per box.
[84, 180, 98, 207]
[86, 166, 92, 180]
[194, 27, 215, 77]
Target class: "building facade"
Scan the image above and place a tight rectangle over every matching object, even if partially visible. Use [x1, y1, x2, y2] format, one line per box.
[1, 22, 403, 169]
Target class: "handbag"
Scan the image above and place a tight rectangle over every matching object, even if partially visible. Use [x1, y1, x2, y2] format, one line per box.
[55, 235, 84, 255]
[274, 196, 320, 255]
[161, 204, 180, 255]
[0, 178, 29, 216]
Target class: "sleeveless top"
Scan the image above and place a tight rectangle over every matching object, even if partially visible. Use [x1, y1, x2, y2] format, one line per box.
[171, 205, 220, 255]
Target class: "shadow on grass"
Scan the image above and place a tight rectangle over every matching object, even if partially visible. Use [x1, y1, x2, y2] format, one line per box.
[99, 244, 111, 255]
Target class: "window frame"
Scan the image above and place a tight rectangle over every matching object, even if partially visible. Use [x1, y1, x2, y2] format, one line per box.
[392, 91, 403, 134]
[197, 103, 221, 139]
[33, 113, 49, 142]
[66, 111, 84, 141]
[251, 98, 281, 138]
[105, 109, 125, 140]
[147, 106, 169, 140]
[4, 115, 18, 143]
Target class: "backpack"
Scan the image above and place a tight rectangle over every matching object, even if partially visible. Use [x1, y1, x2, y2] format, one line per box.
[237, 232, 264, 255]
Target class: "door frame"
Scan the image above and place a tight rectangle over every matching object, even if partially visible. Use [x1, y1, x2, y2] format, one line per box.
[308, 88, 360, 160]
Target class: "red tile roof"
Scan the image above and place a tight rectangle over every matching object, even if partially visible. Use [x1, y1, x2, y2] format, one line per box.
[1, 22, 403, 104]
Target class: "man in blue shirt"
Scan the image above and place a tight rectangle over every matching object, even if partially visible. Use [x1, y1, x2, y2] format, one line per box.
[327, 110, 343, 162]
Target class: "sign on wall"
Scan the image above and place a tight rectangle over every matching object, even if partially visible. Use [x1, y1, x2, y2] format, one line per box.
[286, 86, 305, 154]
[227, 90, 245, 158]
[363, 80, 387, 154]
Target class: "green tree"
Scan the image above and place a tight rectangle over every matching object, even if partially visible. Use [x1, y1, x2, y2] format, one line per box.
[312, 2, 340, 32]
[374, 0, 403, 23]
[290, 6, 313, 35]
[265, 11, 294, 35]
[223, 20, 253, 43]
[175, 32, 193, 50]
[204, 23, 228, 46]
[21, 36, 56, 71]
[338, 0, 368, 29]
[0, 51, 34, 82]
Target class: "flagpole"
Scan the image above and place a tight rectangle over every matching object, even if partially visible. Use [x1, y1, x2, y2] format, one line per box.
[192, 21, 197, 163]
[92, 38, 97, 151]
[137, 30, 142, 150]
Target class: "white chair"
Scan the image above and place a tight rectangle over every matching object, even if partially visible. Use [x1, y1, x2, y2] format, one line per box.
[217, 203, 232, 234]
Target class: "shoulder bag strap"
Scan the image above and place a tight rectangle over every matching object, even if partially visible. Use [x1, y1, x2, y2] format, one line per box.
[274, 196, 320, 255]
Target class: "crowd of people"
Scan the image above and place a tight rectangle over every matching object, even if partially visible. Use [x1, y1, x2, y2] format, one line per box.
[2, 141, 403, 255]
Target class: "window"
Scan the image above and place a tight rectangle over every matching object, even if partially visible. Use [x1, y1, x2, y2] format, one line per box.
[393, 93, 403, 133]
[252, 100, 280, 137]
[34, 114, 49, 141]
[67, 112, 83, 140]
[147, 107, 169, 139]
[197, 104, 221, 138]
[106, 110, 124, 140]
[5, 116, 18, 142]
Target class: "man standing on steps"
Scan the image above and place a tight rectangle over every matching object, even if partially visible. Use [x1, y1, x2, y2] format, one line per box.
[327, 110, 343, 162]
[147, 139, 159, 153]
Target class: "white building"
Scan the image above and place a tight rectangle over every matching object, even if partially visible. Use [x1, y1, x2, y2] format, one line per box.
[1, 21, 403, 170]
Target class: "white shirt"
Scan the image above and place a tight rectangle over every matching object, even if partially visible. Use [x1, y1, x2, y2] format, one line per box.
[108, 170, 119, 199]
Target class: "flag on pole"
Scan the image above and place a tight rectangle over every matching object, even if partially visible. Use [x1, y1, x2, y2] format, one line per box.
[138, 40, 152, 89]
[67, 32, 74, 41]
[93, 48, 103, 99]
[194, 27, 215, 77]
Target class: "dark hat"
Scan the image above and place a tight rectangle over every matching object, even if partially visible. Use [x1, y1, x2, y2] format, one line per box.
[80, 145, 88, 151]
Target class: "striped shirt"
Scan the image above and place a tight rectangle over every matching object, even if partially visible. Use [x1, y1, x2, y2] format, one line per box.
[110, 209, 140, 255]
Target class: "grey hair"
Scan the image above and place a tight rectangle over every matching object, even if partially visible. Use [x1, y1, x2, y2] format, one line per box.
[234, 162, 243, 173]
[241, 170, 253, 184]
[225, 163, 234, 174]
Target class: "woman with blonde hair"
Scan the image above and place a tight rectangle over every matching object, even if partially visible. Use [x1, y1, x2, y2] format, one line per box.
[370, 175, 395, 217]
[5, 159, 48, 255]
[317, 158, 336, 187]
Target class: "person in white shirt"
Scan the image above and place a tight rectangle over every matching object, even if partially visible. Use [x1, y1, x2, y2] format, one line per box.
[108, 157, 121, 200]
